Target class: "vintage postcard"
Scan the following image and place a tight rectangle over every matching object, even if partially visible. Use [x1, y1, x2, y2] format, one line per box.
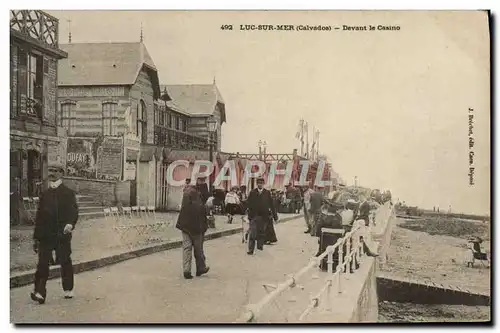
[9, 10, 491, 324]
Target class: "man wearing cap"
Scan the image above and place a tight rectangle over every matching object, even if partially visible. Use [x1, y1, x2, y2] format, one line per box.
[176, 184, 210, 279]
[309, 185, 325, 236]
[356, 195, 371, 226]
[183, 178, 191, 193]
[246, 177, 278, 254]
[30, 163, 79, 304]
[196, 176, 210, 205]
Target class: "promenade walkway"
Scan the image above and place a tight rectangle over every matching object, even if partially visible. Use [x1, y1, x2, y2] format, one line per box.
[11, 216, 319, 323]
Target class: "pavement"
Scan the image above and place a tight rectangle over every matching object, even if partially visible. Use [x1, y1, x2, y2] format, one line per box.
[10, 216, 326, 323]
[11, 213, 236, 274]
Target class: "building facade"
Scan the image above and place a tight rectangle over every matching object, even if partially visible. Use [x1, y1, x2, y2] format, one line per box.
[10, 10, 68, 223]
[57, 41, 163, 206]
[161, 84, 226, 151]
[56, 41, 228, 209]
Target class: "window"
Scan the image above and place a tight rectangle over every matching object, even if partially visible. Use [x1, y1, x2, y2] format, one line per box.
[159, 108, 165, 126]
[171, 115, 177, 130]
[102, 102, 118, 136]
[176, 117, 181, 130]
[16, 49, 43, 118]
[167, 113, 172, 128]
[61, 101, 76, 134]
[137, 100, 147, 143]
[179, 118, 187, 132]
[154, 104, 159, 125]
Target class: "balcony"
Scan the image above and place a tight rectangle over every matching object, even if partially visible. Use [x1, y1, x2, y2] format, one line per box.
[10, 10, 67, 58]
[154, 125, 209, 150]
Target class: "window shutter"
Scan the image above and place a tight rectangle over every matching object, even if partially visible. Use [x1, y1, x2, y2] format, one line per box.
[37, 56, 45, 121]
[43, 58, 49, 74]
[10, 45, 18, 118]
[18, 50, 27, 114]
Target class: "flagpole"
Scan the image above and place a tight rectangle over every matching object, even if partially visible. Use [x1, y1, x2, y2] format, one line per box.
[312, 125, 315, 160]
[317, 130, 320, 159]
[300, 119, 304, 157]
[305, 122, 309, 159]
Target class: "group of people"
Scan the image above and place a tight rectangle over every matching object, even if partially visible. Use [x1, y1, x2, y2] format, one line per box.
[28, 169, 387, 303]
[303, 185, 380, 258]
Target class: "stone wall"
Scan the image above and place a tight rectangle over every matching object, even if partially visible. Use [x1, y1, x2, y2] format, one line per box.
[63, 176, 131, 207]
[377, 274, 490, 306]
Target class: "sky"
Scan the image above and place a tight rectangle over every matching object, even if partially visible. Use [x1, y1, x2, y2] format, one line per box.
[48, 10, 490, 215]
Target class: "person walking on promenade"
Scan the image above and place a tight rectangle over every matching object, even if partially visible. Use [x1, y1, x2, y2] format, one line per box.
[225, 186, 241, 224]
[309, 185, 325, 237]
[196, 176, 210, 205]
[356, 195, 371, 226]
[246, 177, 278, 254]
[30, 163, 78, 304]
[303, 186, 315, 233]
[176, 184, 210, 279]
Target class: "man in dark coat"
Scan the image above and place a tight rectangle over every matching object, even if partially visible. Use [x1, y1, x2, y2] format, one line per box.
[357, 195, 371, 226]
[196, 176, 210, 205]
[31, 164, 79, 304]
[246, 177, 278, 254]
[309, 186, 325, 237]
[176, 185, 209, 279]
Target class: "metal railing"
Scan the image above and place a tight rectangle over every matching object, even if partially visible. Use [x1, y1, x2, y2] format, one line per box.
[235, 221, 370, 323]
[235, 203, 395, 323]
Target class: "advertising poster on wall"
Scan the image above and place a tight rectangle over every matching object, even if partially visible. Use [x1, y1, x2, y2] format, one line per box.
[96, 136, 124, 180]
[66, 137, 99, 179]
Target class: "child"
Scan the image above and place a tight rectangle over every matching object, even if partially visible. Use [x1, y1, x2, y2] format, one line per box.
[225, 186, 240, 224]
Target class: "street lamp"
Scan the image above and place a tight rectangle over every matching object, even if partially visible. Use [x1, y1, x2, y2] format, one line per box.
[207, 117, 218, 192]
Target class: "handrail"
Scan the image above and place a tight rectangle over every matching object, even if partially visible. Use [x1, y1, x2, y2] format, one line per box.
[235, 203, 395, 323]
[235, 224, 364, 323]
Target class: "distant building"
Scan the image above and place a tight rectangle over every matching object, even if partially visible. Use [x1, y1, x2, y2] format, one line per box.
[160, 83, 226, 151]
[10, 10, 68, 223]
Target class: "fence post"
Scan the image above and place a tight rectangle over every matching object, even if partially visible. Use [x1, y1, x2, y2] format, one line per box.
[359, 228, 365, 259]
[326, 247, 334, 311]
[346, 235, 352, 275]
[337, 240, 343, 293]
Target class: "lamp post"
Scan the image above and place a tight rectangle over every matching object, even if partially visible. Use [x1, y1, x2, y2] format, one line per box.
[207, 117, 218, 192]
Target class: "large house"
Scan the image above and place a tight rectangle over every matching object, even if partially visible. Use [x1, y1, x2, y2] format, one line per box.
[10, 10, 68, 224]
[56, 41, 229, 210]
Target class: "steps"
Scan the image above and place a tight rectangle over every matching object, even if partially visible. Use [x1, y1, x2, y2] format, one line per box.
[75, 195, 105, 220]
[24, 195, 105, 223]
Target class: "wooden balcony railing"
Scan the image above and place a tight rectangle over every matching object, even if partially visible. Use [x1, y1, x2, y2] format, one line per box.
[10, 10, 59, 49]
[154, 125, 209, 150]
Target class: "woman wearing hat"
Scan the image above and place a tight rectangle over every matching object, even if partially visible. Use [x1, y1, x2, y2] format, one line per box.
[225, 186, 241, 224]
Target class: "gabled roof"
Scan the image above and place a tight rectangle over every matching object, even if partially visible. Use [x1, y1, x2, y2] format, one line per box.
[160, 84, 226, 123]
[58, 42, 160, 99]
